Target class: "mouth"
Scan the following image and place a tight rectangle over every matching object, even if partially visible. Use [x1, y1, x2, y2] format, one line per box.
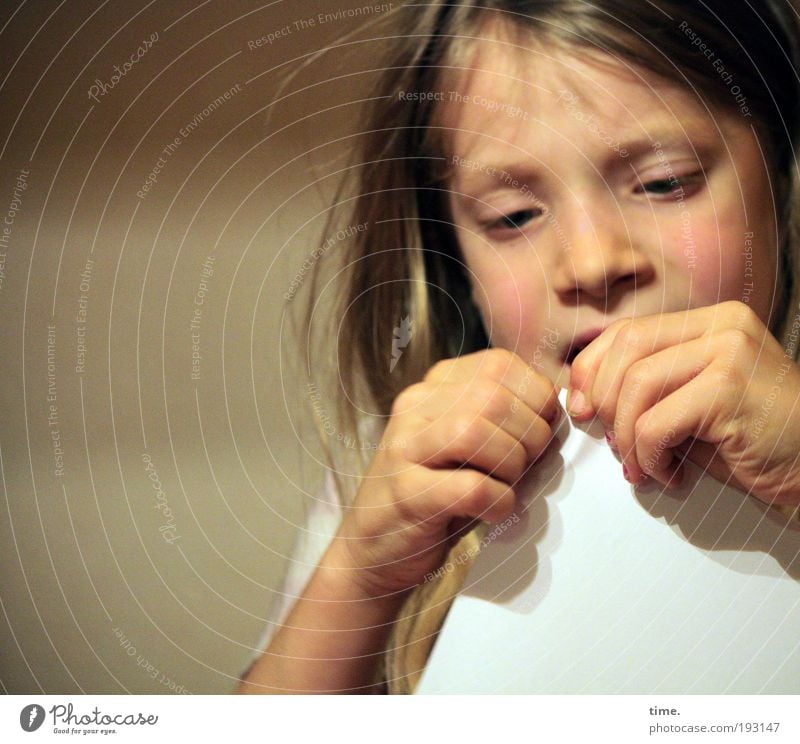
[562, 327, 604, 366]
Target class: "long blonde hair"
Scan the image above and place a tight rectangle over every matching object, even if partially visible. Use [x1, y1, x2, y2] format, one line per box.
[293, 0, 800, 693]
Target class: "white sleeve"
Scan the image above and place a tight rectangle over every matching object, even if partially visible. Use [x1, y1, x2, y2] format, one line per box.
[239, 468, 343, 678]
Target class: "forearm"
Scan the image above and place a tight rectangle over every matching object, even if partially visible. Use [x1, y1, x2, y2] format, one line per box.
[235, 538, 410, 694]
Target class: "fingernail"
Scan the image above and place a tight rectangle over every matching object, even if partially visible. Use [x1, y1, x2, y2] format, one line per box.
[622, 464, 646, 484]
[567, 389, 586, 416]
[605, 429, 617, 449]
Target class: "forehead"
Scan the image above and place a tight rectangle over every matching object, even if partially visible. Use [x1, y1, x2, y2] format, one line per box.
[433, 31, 719, 170]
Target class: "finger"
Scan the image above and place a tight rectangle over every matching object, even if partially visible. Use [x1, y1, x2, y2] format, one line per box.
[404, 412, 544, 486]
[627, 361, 742, 490]
[391, 464, 516, 525]
[426, 349, 562, 425]
[427, 467, 517, 524]
[592, 315, 706, 432]
[395, 380, 556, 463]
[568, 304, 726, 421]
[610, 338, 713, 486]
[566, 316, 631, 419]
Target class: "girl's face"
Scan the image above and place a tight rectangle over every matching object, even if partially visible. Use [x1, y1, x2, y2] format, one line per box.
[441, 36, 778, 389]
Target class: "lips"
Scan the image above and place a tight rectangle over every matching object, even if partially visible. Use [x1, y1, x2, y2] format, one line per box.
[563, 327, 605, 365]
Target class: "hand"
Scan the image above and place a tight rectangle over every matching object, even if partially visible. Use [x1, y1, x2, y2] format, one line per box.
[567, 300, 800, 505]
[335, 348, 562, 596]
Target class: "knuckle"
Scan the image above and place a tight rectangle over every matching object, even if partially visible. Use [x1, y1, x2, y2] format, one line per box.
[722, 299, 757, 330]
[462, 469, 487, 493]
[616, 319, 646, 349]
[720, 326, 752, 354]
[592, 385, 614, 418]
[529, 421, 556, 460]
[451, 412, 479, 436]
[392, 468, 427, 517]
[595, 397, 616, 425]
[391, 383, 425, 415]
[613, 395, 635, 427]
[425, 358, 452, 383]
[626, 358, 653, 389]
[570, 353, 591, 378]
[633, 416, 658, 448]
[481, 348, 515, 380]
[537, 385, 560, 422]
[457, 471, 490, 512]
[451, 414, 484, 454]
[706, 362, 733, 390]
[393, 413, 426, 462]
[715, 330, 753, 380]
[473, 379, 506, 417]
[534, 374, 556, 401]
[609, 316, 633, 330]
[504, 441, 528, 477]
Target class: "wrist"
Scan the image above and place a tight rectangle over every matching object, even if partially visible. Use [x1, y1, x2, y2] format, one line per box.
[318, 533, 412, 608]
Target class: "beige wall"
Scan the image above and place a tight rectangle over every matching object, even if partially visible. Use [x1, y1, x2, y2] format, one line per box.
[0, 0, 392, 693]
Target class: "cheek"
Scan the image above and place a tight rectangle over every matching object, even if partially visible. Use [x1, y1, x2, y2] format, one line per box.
[466, 253, 547, 350]
[661, 216, 748, 307]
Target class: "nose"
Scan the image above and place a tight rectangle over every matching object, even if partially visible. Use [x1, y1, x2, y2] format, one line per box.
[551, 195, 652, 300]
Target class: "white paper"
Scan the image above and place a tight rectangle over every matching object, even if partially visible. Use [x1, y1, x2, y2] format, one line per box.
[417, 388, 800, 694]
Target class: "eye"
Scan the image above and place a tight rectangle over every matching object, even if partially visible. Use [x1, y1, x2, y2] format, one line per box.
[635, 172, 703, 197]
[640, 178, 678, 195]
[487, 208, 543, 232]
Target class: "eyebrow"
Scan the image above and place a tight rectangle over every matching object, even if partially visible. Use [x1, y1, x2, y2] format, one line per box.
[451, 129, 709, 194]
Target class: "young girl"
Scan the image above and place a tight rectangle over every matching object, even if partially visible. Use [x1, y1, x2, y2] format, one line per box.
[236, 0, 800, 694]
